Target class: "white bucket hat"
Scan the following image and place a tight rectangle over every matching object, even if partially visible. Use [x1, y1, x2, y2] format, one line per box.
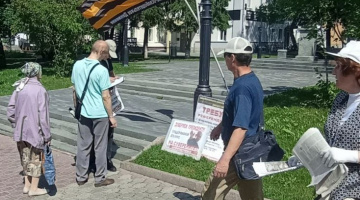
[217, 37, 253, 55]
[326, 40, 360, 64]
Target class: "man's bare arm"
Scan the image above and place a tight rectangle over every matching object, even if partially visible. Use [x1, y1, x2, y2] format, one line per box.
[102, 89, 113, 117]
[221, 127, 246, 162]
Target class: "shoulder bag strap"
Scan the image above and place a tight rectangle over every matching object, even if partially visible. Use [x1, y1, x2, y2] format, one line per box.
[79, 63, 99, 103]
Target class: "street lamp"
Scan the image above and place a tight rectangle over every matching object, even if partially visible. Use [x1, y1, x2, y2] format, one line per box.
[122, 18, 129, 67]
[193, 0, 212, 117]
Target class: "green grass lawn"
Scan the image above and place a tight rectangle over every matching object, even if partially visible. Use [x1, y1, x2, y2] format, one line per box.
[0, 61, 158, 96]
[134, 84, 337, 200]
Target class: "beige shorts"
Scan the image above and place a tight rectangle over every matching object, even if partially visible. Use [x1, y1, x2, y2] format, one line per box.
[17, 141, 43, 178]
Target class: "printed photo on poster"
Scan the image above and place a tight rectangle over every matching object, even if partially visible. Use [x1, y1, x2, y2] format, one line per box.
[162, 119, 210, 160]
[110, 86, 125, 116]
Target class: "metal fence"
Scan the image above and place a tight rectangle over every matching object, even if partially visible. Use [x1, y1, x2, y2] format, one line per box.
[250, 42, 284, 55]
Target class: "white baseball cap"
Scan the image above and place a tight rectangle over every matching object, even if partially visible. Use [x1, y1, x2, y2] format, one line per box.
[217, 37, 253, 55]
[326, 40, 360, 64]
[105, 39, 118, 58]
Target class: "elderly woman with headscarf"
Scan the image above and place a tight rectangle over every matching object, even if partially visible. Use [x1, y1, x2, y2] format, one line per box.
[7, 62, 51, 197]
[289, 41, 360, 200]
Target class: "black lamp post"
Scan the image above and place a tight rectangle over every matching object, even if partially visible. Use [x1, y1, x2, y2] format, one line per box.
[193, 0, 212, 117]
[122, 18, 129, 67]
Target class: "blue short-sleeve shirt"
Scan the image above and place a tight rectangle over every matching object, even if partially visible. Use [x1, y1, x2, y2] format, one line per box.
[71, 58, 111, 118]
[221, 72, 264, 144]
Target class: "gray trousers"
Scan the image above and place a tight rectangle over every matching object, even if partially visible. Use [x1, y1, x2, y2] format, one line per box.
[107, 127, 114, 160]
[76, 116, 109, 184]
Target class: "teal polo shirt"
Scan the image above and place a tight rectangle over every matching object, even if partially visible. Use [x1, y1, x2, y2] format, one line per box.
[71, 58, 111, 118]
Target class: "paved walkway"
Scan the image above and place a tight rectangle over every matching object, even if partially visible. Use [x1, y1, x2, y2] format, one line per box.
[126, 60, 335, 95]
[0, 134, 200, 200]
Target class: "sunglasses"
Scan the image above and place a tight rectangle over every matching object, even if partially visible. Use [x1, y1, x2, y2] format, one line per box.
[224, 52, 232, 58]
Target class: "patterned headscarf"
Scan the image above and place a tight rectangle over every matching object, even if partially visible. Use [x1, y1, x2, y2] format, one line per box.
[21, 62, 42, 77]
[12, 62, 42, 92]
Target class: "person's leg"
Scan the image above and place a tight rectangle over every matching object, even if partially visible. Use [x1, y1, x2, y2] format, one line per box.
[93, 118, 113, 186]
[201, 162, 241, 200]
[23, 176, 32, 193]
[27, 144, 47, 196]
[89, 141, 96, 173]
[107, 126, 116, 172]
[76, 116, 94, 183]
[237, 178, 264, 200]
[17, 142, 31, 194]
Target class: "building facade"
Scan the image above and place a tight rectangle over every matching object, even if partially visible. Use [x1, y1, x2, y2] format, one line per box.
[131, 0, 287, 54]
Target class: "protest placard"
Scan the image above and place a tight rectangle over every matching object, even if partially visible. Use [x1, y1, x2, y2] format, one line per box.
[194, 95, 225, 162]
[162, 119, 210, 160]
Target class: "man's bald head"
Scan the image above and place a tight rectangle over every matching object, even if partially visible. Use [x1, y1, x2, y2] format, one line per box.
[89, 40, 110, 61]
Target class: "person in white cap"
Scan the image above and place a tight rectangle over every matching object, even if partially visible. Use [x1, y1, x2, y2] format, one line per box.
[201, 37, 264, 200]
[289, 41, 360, 200]
[88, 39, 119, 173]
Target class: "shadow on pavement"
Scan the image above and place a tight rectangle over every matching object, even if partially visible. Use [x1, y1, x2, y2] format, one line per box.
[38, 175, 57, 196]
[173, 192, 201, 200]
[155, 109, 174, 120]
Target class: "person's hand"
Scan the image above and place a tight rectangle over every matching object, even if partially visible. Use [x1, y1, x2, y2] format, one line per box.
[287, 155, 302, 167]
[213, 158, 229, 178]
[321, 147, 359, 167]
[109, 116, 117, 128]
[210, 126, 221, 141]
[110, 77, 116, 83]
[45, 140, 51, 146]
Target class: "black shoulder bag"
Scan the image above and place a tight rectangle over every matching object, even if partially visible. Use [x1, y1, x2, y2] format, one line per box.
[74, 63, 99, 120]
[232, 111, 285, 180]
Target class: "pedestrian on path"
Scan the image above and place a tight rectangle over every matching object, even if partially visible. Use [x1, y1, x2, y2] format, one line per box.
[89, 39, 119, 173]
[71, 40, 117, 187]
[201, 37, 264, 200]
[7, 62, 51, 197]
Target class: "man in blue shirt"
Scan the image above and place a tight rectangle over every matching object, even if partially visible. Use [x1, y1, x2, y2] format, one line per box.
[201, 37, 264, 200]
[71, 40, 117, 187]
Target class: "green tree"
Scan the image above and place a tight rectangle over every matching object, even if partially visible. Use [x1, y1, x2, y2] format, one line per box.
[5, 0, 99, 76]
[0, 0, 11, 68]
[263, 0, 360, 48]
[165, 0, 230, 58]
[135, 6, 166, 59]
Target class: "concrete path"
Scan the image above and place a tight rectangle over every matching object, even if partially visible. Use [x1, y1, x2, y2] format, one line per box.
[125, 60, 335, 95]
[0, 134, 200, 200]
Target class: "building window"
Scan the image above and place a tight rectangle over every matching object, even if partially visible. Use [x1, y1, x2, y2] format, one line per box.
[148, 28, 154, 42]
[157, 28, 166, 43]
[271, 29, 276, 41]
[220, 30, 227, 41]
[278, 29, 283, 40]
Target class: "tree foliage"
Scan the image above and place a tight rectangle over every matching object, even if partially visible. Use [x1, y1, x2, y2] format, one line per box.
[131, 0, 230, 58]
[263, 0, 360, 46]
[5, 0, 99, 76]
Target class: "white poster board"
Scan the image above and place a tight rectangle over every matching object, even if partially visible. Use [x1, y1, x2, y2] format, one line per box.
[162, 119, 210, 160]
[110, 86, 124, 115]
[194, 95, 225, 162]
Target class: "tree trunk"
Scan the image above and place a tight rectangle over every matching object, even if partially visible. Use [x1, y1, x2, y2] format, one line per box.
[0, 40, 6, 69]
[185, 31, 191, 59]
[143, 27, 149, 59]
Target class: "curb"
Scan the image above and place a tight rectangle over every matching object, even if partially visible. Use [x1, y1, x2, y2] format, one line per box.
[119, 161, 241, 200]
